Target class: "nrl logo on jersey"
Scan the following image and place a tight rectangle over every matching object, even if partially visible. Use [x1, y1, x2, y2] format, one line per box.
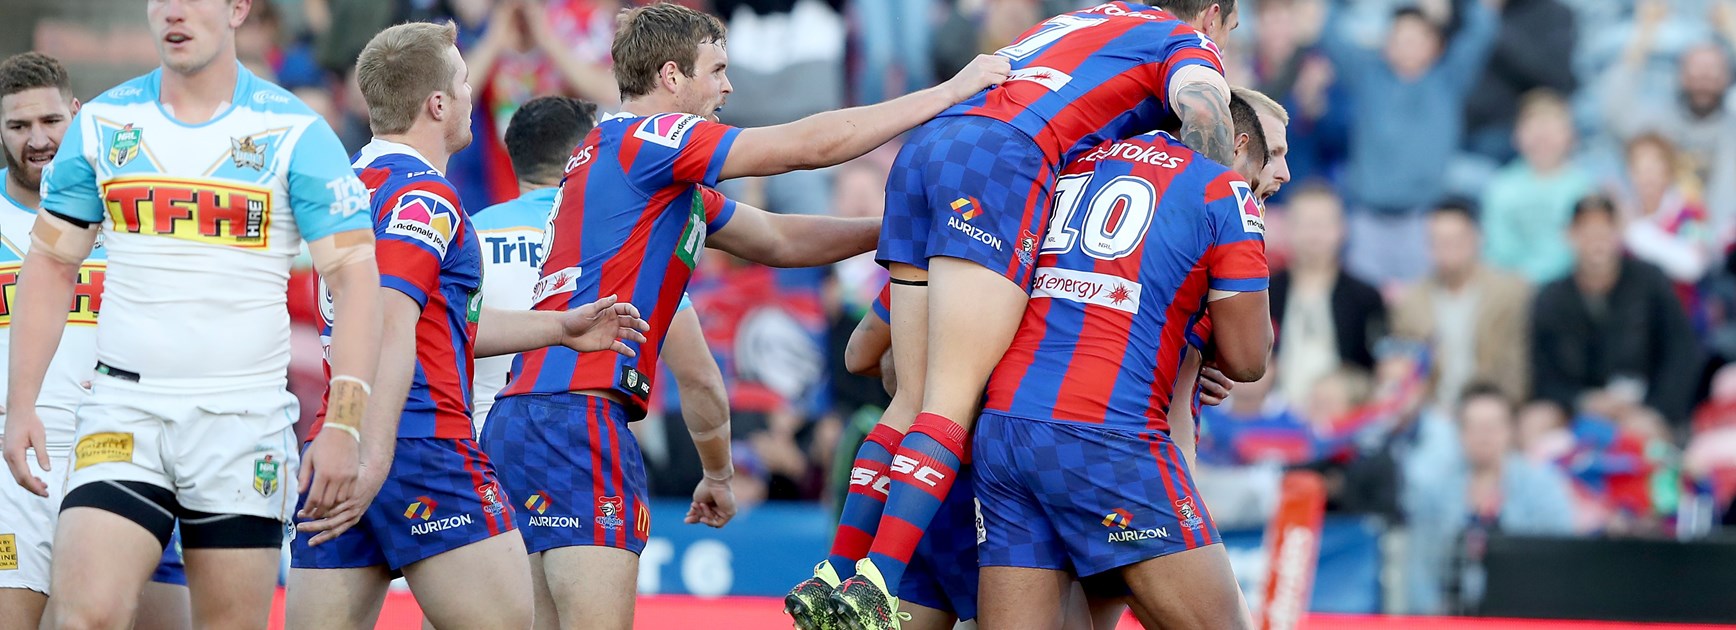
[109, 124, 141, 168]
[230, 135, 267, 170]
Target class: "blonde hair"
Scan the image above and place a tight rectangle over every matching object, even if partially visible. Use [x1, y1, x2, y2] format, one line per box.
[355, 21, 459, 135]
[1231, 86, 1289, 126]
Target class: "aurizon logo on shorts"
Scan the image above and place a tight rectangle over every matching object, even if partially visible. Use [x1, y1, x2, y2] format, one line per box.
[0, 261, 104, 328]
[103, 175, 272, 249]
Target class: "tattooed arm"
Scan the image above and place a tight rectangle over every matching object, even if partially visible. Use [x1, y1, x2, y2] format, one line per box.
[1169, 65, 1237, 167]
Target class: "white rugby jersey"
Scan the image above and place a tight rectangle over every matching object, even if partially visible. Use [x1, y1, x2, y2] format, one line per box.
[39, 63, 369, 393]
[0, 171, 102, 450]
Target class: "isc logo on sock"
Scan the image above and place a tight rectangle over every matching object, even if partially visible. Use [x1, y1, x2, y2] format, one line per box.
[849, 467, 892, 496]
[890, 455, 946, 487]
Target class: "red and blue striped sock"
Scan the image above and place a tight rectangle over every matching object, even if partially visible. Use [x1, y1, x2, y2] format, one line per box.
[827, 424, 905, 578]
[865, 413, 968, 595]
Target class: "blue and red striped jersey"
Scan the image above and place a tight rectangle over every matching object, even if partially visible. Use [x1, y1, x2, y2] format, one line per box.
[940, 1, 1225, 167]
[984, 131, 1267, 434]
[501, 112, 739, 417]
[314, 139, 482, 440]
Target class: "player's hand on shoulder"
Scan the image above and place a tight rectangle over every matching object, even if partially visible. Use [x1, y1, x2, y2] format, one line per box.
[558, 294, 651, 356]
[2, 407, 51, 497]
[943, 54, 1012, 102]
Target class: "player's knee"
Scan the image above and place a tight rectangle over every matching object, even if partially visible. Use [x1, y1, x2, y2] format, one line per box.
[53, 597, 136, 630]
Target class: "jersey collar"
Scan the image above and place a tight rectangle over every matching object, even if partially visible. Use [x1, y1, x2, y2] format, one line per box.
[0, 169, 35, 214]
[356, 138, 442, 176]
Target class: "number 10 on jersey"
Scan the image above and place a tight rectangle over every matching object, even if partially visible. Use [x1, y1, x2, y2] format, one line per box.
[1041, 173, 1159, 261]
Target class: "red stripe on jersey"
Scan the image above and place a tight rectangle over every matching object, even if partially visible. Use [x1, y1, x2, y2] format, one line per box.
[965, 16, 1147, 121]
[673, 125, 729, 183]
[418, 288, 472, 436]
[556, 185, 687, 398]
[1206, 240, 1267, 281]
[1142, 266, 1211, 433]
[1048, 268, 1136, 423]
[1047, 145, 1191, 423]
[617, 132, 645, 179]
[1031, 62, 1165, 160]
[1162, 46, 1223, 78]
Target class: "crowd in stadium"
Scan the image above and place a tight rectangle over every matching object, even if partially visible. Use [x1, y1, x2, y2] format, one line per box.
[12, 0, 1736, 622]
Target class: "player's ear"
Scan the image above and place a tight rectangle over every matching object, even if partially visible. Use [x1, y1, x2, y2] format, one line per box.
[68, 97, 81, 116]
[1233, 131, 1250, 161]
[230, 0, 252, 29]
[660, 60, 683, 93]
[427, 90, 446, 123]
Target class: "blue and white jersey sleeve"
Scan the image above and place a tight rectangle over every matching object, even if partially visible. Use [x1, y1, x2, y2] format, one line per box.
[39, 110, 102, 223]
[287, 120, 371, 242]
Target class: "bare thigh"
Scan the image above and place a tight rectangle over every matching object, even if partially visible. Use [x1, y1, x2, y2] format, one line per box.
[538, 545, 639, 630]
[977, 566, 1071, 630]
[1119, 545, 1250, 630]
[402, 531, 534, 630]
[181, 547, 281, 630]
[284, 565, 393, 630]
[48, 507, 160, 630]
[132, 582, 191, 630]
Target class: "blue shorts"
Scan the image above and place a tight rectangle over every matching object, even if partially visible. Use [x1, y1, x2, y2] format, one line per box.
[150, 527, 186, 586]
[290, 438, 515, 572]
[900, 465, 979, 621]
[973, 413, 1219, 577]
[481, 394, 649, 555]
[877, 116, 1055, 290]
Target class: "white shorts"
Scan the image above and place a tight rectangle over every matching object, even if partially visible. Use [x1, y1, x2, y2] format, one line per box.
[0, 450, 70, 593]
[66, 375, 300, 522]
